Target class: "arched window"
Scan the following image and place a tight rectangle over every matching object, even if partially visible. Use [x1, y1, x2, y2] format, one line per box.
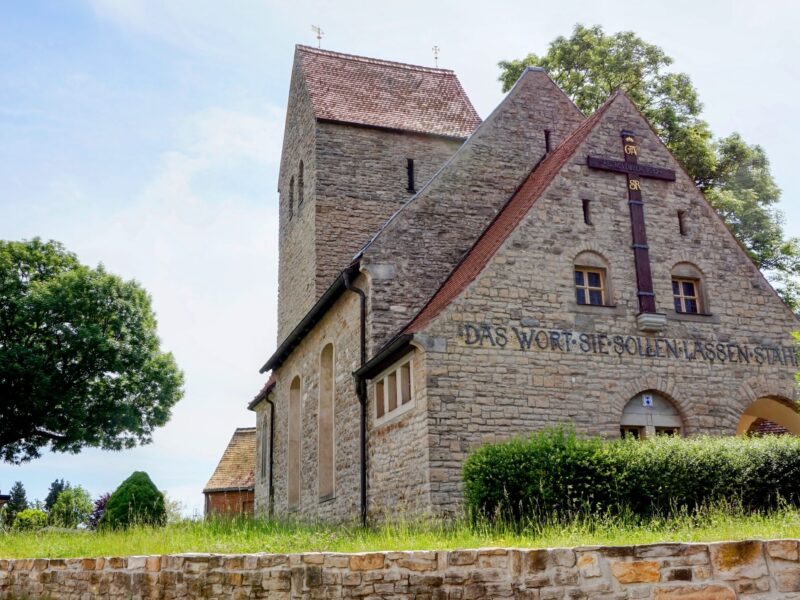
[620, 391, 683, 439]
[288, 177, 295, 220]
[288, 376, 301, 509]
[573, 251, 612, 306]
[298, 161, 304, 206]
[671, 263, 706, 315]
[318, 344, 335, 500]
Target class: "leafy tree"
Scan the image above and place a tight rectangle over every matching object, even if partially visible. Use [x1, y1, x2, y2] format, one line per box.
[44, 479, 70, 512]
[49, 486, 93, 528]
[0, 239, 184, 463]
[499, 24, 800, 308]
[100, 471, 166, 529]
[12, 508, 48, 531]
[6, 481, 28, 524]
[88, 493, 110, 530]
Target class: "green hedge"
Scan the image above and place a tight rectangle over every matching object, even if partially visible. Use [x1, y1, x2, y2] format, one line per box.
[462, 428, 800, 522]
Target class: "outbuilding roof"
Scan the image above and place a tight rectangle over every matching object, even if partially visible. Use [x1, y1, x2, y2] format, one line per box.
[296, 45, 481, 138]
[203, 428, 256, 492]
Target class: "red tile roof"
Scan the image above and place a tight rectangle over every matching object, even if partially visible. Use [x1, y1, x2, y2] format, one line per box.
[297, 45, 481, 138]
[204, 428, 256, 492]
[405, 94, 618, 333]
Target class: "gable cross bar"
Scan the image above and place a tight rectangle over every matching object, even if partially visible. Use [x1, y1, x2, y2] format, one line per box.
[587, 131, 676, 315]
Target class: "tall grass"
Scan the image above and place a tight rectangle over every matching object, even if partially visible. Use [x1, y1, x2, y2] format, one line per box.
[1, 502, 800, 559]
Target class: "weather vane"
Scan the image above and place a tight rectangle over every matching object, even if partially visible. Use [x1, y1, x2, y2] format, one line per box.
[432, 45, 440, 67]
[311, 25, 324, 48]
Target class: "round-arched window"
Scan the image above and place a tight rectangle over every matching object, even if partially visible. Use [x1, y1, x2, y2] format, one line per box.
[620, 391, 682, 439]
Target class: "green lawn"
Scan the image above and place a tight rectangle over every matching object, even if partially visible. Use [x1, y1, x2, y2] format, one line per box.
[2, 505, 800, 559]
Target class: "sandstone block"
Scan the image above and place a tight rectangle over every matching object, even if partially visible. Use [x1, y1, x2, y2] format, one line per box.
[653, 584, 736, 599]
[708, 541, 767, 580]
[768, 539, 800, 561]
[349, 553, 385, 571]
[611, 560, 660, 584]
[577, 553, 601, 578]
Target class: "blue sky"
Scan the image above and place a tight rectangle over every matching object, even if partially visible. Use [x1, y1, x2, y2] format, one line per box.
[3, 0, 799, 514]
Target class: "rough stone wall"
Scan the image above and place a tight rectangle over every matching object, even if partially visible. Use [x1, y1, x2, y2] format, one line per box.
[361, 68, 586, 355]
[5, 540, 800, 598]
[266, 278, 363, 522]
[277, 57, 318, 342]
[315, 123, 463, 296]
[366, 346, 431, 519]
[254, 404, 270, 513]
[417, 94, 800, 515]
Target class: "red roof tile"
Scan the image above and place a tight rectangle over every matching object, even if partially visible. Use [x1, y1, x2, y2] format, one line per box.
[405, 94, 618, 333]
[297, 45, 481, 138]
[204, 428, 256, 492]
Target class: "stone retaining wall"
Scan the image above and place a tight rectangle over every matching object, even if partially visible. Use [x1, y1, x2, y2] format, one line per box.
[2, 540, 800, 599]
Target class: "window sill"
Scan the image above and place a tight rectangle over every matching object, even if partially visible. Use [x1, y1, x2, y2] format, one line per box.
[374, 401, 415, 429]
[568, 302, 627, 317]
[666, 310, 719, 324]
[319, 494, 336, 504]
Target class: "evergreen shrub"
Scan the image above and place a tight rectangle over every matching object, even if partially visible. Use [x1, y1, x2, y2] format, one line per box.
[463, 427, 800, 523]
[99, 471, 166, 529]
[12, 508, 48, 531]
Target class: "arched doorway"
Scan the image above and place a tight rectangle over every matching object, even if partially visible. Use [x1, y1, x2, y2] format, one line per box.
[620, 391, 683, 439]
[736, 397, 800, 435]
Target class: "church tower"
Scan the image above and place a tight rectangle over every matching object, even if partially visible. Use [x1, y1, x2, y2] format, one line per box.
[276, 46, 481, 341]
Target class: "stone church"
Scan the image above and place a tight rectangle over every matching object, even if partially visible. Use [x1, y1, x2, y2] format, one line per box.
[248, 44, 800, 522]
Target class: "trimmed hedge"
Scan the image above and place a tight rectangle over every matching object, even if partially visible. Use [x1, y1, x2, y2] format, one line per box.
[99, 471, 166, 529]
[463, 428, 800, 522]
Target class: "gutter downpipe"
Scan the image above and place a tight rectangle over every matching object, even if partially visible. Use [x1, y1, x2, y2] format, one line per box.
[343, 265, 368, 527]
[265, 396, 275, 518]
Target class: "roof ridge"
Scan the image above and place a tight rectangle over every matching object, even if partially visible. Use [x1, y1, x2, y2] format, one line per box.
[296, 44, 455, 75]
[404, 92, 619, 333]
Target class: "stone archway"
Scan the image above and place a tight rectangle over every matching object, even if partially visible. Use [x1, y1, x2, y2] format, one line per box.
[620, 391, 684, 439]
[736, 397, 800, 435]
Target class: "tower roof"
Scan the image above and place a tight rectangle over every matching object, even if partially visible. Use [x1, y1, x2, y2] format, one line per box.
[296, 45, 481, 138]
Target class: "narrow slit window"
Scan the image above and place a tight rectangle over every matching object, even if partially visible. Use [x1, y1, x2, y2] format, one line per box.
[544, 129, 551, 153]
[406, 158, 415, 192]
[582, 199, 592, 225]
[677, 210, 687, 236]
[288, 177, 295, 219]
[387, 371, 398, 412]
[400, 363, 411, 404]
[375, 381, 385, 419]
[298, 161, 304, 205]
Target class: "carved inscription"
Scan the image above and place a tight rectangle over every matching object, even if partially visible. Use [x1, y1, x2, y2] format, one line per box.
[459, 322, 799, 367]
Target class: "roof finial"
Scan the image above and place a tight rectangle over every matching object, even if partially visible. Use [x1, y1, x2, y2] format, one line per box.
[432, 45, 440, 67]
[311, 25, 324, 48]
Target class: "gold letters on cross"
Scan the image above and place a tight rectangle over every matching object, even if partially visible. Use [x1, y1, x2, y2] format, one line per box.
[629, 179, 641, 190]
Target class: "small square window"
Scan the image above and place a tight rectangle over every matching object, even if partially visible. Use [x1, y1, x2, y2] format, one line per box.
[575, 268, 606, 306]
[374, 357, 414, 424]
[673, 278, 700, 314]
[620, 426, 643, 439]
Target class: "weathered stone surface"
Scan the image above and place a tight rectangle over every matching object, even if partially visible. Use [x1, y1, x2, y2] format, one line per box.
[709, 541, 767, 580]
[767, 539, 800, 561]
[0, 541, 792, 599]
[610, 560, 660, 584]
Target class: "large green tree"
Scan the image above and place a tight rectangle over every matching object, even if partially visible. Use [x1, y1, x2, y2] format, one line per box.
[0, 239, 184, 463]
[499, 24, 800, 308]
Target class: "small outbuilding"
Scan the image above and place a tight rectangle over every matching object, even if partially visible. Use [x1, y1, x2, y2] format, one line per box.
[203, 427, 256, 517]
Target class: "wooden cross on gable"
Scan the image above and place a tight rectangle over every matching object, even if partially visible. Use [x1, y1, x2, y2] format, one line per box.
[587, 131, 676, 315]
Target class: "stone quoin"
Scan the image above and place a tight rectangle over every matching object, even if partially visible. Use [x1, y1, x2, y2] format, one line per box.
[248, 45, 800, 522]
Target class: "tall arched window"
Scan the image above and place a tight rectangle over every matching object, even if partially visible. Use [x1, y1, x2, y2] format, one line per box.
[620, 391, 683, 438]
[298, 161, 304, 206]
[318, 343, 335, 500]
[288, 177, 295, 220]
[288, 376, 301, 509]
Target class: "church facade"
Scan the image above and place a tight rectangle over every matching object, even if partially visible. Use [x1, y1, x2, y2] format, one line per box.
[248, 45, 800, 522]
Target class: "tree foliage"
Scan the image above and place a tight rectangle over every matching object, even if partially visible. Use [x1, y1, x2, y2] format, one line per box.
[0, 239, 184, 463]
[12, 508, 48, 531]
[49, 486, 92, 528]
[100, 471, 166, 529]
[44, 479, 69, 512]
[498, 24, 800, 308]
[6, 481, 28, 524]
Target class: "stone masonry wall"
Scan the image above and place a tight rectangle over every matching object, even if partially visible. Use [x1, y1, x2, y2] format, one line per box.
[5, 540, 800, 598]
[315, 123, 463, 296]
[277, 56, 318, 342]
[418, 94, 800, 515]
[361, 69, 586, 355]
